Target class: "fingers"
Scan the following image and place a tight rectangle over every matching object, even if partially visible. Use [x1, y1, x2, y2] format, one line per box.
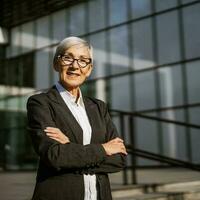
[44, 127, 70, 144]
[120, 145, 128, 155]
[44, 127, 60, 134]
[46, 132, 59, 138]
[110, 137, 124, 144]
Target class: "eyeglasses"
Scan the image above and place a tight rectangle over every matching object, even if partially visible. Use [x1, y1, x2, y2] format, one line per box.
[58, 55, 92, 68]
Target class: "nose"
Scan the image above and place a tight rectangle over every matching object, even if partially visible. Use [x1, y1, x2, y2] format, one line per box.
[71, 59, 79, 69]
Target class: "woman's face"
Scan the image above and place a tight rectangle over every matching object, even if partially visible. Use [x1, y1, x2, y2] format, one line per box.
[56, 44, 92, 92]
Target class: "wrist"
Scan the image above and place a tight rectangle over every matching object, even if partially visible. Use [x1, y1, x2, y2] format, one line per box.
[102, 143, 111, 156]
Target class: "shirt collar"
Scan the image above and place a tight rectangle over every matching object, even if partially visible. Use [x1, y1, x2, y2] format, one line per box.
[55, 82, 85, 107]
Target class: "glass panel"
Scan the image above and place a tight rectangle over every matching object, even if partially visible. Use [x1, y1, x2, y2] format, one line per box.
[36, 16, 50, 49]
[174, 110, 187, 161]
[189, 107, 200, 125]
[35, 48, 50, 89]
[109, 0, 128, 26]
[159, 65, 183, 107]
[189, 104, 200, 163]
[155, 0, 178, 12]
[132, 18, 155, 70]
[69, 3, 86, 36]
[109, 25, 129, 75]
[136, 116, 159, 165]
[110, 75, 131, 111]
[186, 61, 200, 103]
[51, 46, 59, 85]
[134, 71, 156, 111]
[130, 0, 152, 19]
[7, 58, 21, 86]
[191, 129, 200, 163]
[10, 26, 21, 57]
[52, 9, 68, 43]
[181, 0, 197, 4]
[161, 109, 187, 160]
[88, 0, 106, 32]
[183, 3, 200, 59]
[21, 22, 35, 53]
[89, 32, 107, 78]
[21, 53, 34, 87]
[89, 32, 107, 101]
[156, 11, 181, 65]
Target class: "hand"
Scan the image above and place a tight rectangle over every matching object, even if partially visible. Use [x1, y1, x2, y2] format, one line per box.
[102, 137, 127, 156]
[44, 127, 70, 144]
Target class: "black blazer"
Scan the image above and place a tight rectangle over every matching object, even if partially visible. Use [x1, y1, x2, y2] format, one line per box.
[27, 86, 125, 200]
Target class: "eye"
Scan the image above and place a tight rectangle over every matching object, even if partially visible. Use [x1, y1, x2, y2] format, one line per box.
[80, 58, 90, 63]
[79, 59, 87, 63]
[62, 55, 73, 61]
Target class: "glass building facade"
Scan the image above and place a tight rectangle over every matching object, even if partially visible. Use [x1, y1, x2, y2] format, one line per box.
[0, 0, 200, 170]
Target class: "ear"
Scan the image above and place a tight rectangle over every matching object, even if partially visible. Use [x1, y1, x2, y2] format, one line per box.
[85, 64, 93, 77]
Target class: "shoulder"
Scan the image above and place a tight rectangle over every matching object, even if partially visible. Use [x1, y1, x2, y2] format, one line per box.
[26, 88, 52, 106]
[83, 96, 108, 113]
[84, 96, 106, 106]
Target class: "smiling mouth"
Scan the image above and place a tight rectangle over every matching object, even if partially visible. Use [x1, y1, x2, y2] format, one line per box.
[67, 72, 80, 76]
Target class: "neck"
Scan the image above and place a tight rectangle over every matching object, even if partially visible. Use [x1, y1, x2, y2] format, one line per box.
[58, 81, 80, 98]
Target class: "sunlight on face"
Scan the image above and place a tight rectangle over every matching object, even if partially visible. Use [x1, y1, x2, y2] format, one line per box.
[57, 44, 93, 94]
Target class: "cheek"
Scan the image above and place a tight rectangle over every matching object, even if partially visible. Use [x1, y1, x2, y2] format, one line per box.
[59, 70, 67, 79]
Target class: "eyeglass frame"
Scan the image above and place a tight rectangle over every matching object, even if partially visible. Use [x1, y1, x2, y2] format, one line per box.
[57, 54, 92, 68]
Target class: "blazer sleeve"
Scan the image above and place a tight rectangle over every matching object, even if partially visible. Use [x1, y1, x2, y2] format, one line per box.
[89, 101, 126, 174]
[27, 95, 107, 171]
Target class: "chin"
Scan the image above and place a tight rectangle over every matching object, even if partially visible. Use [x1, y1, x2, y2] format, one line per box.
[62, 81, 81, 89]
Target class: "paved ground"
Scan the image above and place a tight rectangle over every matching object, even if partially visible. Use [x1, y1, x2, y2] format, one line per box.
[0, 168, 200, 200]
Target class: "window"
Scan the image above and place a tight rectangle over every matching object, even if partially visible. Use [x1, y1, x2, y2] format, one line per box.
[156, 11, 181, 64]
[109, 0, 128, 26]
[183, 4, 200, 59]
[132, 18, 154, 70]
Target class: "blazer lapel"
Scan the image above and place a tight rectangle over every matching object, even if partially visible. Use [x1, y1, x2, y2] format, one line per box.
[83, 97, 99, 144]
[47, 86, 83, 144]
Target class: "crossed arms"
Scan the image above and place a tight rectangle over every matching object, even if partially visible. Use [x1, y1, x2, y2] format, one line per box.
[27, 95, 127, 174]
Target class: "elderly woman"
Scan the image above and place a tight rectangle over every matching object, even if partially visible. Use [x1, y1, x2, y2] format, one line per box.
[27, 36, 127, 200]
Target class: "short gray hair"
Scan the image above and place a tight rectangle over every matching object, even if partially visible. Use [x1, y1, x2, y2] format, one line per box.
[53, 36, 93, 67]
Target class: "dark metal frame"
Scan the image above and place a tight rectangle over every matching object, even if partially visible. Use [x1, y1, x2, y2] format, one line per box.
[0, 0, 199, 184]
[110, 109, 200, 185]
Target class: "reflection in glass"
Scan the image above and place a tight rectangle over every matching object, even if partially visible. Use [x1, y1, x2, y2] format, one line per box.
[189, 107, 200, 162]
[135, 116, 159, 165]
[130, 0, 152, 19]
[36, 16, 50, 49]
[156, 11, 180, 64]
[155, 0, 177, 12]
[69, 3, 86, 36]
[88, 0, 106, 32]
[186, 61, 200, 103]
[21, 22, 35, 53]
[159, 65, 183, 107]
[183, 4, 200, 59]
[109, 25, 130, 74]
[109, 0, 128, 26]
[89, 33, 107, 101]
[132, 19, 154, 70]
[134, 71, 156, 111]
[191, 129, 200, 163]
[10, 27, 21, 57]
[181, 0, 197, 4]
[110, 76, 131, 111]
[35, 49, 50, 89]
[52, 9, 68, 43]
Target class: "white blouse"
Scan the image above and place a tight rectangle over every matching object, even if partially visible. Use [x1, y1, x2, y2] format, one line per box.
[56, 82, 97, 200]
